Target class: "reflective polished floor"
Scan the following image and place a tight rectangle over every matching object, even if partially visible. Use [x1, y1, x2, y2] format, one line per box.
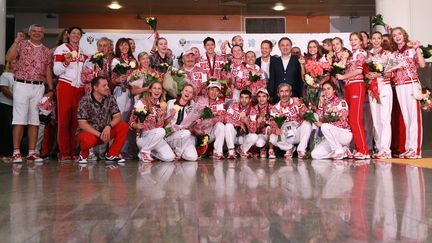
[1, 158, 432, 242]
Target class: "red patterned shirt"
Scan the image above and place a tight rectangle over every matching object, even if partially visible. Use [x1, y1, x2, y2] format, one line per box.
[225, 102, 257, 133]
[182, 65, 207, 98]
[317, 96, 350, 130]
[345, 49, 367, 85]
[196, 53, 226, 80]
[253, 103, 272, 134]
[15, 40, 51, 81]
[129, 98, 165, 132]
[392, 45, 420, 86]
[270, 98, 306, 132]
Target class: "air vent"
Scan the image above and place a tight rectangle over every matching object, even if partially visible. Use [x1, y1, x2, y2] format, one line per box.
[245, 17, 286, 33]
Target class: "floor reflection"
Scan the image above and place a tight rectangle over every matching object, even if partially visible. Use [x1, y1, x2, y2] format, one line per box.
[2, 159, 431, 242]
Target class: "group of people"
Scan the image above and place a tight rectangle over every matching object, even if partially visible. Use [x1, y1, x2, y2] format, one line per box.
[0, 23, 426, 164]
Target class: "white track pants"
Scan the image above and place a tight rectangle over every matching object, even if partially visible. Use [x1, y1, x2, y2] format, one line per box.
[137, 128, 175, 162]
[209, 122, 225, 154]
[311, 124, 352, 159]
[369, 84, 393, 153]
[166, 130, 198, 161]
[225, 123, 258, 152]
[395, 84, 423, 154]
[269, 121, 312, 152]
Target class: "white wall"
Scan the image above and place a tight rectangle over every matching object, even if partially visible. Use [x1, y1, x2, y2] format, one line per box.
[329, 16, 370, 33]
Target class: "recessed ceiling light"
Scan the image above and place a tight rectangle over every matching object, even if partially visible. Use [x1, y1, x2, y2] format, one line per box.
[108, 1, 122, 10]
[273, 2, 286, 11]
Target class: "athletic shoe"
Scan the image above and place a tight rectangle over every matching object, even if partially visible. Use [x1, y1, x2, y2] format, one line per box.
[26, 153, 43, 163]
[12, 153, 23, 163]
[332, 153, 345, 160]
[404, 149, 418, 159]
[78, 155, 88, 164]
[376, 151, 391, 159]
[138, 151, 154, 163]
[260, 149, 267, 158]
[353, 152, 370, 160]
[227, 149, 236, 159]
[284, 149, 293, 159]
[297, 151, 306, 159]
[268, 149, 276, 159]
[72, 155, 80, 162]
[212, 152, 225, 160]
[343, 146, 352, 159]
[398, 151, 408, 158]
[105, 155, 126, 163]
[236, 147, 250, 158]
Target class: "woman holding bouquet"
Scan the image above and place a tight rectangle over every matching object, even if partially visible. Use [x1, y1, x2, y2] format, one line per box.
[244, 51, 267, 96]
[390, 27, 426, 159]
[150, 37, 173, 73]
[130, 52, 161, 101]
[181, 50, 207, 99]
[53, 26, 88, 162]
[164, 84, 198, 161]
[311, 81, 352, 159]
[111, 38, 137, 120]
[366, 32, 393, 159]
[129, 81, 175, 162]
[331, 37, 350, 97]
[335, 32, 369, 159]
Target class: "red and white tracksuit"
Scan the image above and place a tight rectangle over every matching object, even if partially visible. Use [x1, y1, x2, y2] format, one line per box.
[253, 103, 273, 148]
[164, 99, 197, 161]
[232, 63, 267, 101]
[224, 102, 258, 153]
[344, 49, 368, 154]
[129, 99, 175, 162]
[311, 96, 352, 159]
[269, 98, 312, 153]
[53, 43, 88, 157]
[196, 53, 226, 80]
[368, 49, 393, 154]
[392, 46, 422, 156]
[199, 98, 226, 155]
[182, 65, 208, 100]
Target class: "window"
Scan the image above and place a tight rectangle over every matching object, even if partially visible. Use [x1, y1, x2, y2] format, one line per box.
[245, 17, 285, 33]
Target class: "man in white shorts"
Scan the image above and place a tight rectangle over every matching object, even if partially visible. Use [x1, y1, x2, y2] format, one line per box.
[6, 25, 54, 163]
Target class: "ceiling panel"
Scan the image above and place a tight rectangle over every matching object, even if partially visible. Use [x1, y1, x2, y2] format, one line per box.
[8, 0, 375, 16]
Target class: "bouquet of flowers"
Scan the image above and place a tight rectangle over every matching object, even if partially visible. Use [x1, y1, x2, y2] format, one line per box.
[303, 110, 317, 123]
[196, 134, 210, 157]
[322, 107, 340, 123]
[163, 66, 187, 97]
[38, 96, 55, 116]
[158, 63, 170, 73]
[420, 44, 432, 59]
[145, 17, 158, 32]
[304, 60, 332, 84]
[421, 87, 432, 111]
[330, 51, 350, 77]
[249, 71, 260, 82]
[133, 100, 148, 123]
[363, 57, 386, 103]
[271, 114, 287, 128]
[221, 60, 232, 72]
[89, 52, 104, 69]
[128, 69, 144, 83]
[371, 14, 386, 28]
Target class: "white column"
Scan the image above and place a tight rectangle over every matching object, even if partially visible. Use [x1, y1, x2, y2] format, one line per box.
[0, 0, 5, 65]
[375, 0, 432, 47]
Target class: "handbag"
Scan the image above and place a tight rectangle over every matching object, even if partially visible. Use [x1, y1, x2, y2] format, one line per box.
[403, 57, 422, 100]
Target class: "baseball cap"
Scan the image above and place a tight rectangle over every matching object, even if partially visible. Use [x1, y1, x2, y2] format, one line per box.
[207, 81, 222, 90]
[256, 88, 269, 96]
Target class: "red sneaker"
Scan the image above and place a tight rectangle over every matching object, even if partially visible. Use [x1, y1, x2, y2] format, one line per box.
[13, 153, 23, 163]
[26, 153, 43, 162]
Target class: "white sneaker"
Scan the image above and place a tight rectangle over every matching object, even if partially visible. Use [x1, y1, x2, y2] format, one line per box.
[78, 155, 88, 164]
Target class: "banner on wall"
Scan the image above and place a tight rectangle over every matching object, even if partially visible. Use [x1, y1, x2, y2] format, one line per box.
[81, 32, 351, 58]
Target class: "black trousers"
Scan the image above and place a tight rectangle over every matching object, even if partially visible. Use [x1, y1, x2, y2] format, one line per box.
[0, 103, 13, 156]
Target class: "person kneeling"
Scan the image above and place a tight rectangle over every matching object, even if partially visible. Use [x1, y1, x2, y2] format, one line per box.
[225, 90, 258, 159]
[311, 81, 352, 160]
[77, 77, 128, 164]
[129, 81, 175, 163]
[269, 83, 312, 159]
[164, 84, 198, 161]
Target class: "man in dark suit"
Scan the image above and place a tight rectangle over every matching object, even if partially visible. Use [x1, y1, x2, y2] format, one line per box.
[256, 40, 278, 81]
[268, 37, 303, 102]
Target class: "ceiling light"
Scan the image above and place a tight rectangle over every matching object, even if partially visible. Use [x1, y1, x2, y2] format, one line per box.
[108, 1, 122, 10]
[273, 2, 286, 11]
